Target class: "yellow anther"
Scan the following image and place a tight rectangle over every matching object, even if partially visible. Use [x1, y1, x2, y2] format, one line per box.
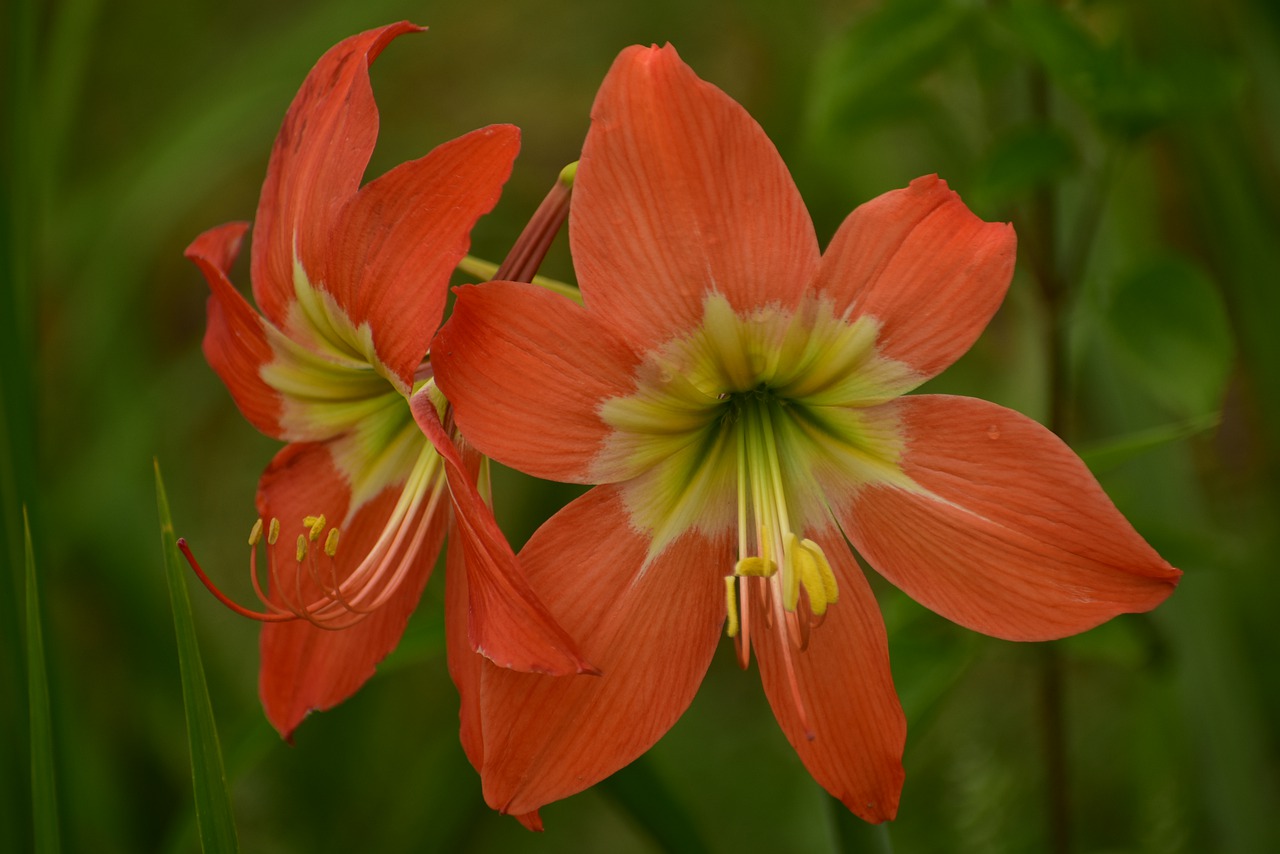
[248, 518, 264, 547]
[324, 528, 340, 557]
[802, 538, 838, 603]
[734, 556, 776, 577]
[304, 514, 327, 541]
[783, 533, 802, 611]
[796, 538, 838, 616]
[724, 577, 740, 638]
[295, 534, 307, 562]
[267, 518, 281, 545]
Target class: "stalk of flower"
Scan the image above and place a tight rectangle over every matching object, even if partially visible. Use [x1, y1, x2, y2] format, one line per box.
[430, 44, 1182, 824]
[180, 21, 589, 741]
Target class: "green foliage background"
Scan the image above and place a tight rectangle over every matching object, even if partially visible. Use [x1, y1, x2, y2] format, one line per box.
[3, 0, 1278, 851]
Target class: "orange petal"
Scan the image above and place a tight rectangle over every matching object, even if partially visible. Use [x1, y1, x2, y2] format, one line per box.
[411, 392, 593, 675]
[478, 484, 728, 817]
[255, 441, 446, 739]
[813, 175, 1016, 382]
[752, 527, 905, 823]
[324, 125, 519, 388]
[572, 44, 820, 347]
[249, 22, 422, 329]
[432, 281, 640, 483]
[186, 222, 283, 438]
[839, 395, 1181, 641]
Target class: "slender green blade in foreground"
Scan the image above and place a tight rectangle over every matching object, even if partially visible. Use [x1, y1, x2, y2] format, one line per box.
[154, 460, 239, 852]
[25, 508, 60, 854]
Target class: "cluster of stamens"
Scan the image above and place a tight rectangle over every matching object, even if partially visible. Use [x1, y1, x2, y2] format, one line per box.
[178, 452, 448, 630]
[720, 389, 840, 656]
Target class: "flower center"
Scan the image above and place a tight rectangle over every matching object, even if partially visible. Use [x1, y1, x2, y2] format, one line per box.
[600, 292, 916, 664]
[723, 388, 839, 638]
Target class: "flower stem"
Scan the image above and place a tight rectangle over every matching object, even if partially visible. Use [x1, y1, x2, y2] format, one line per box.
[1030, 61, 1071, 854]
[456, 255, 582, 304]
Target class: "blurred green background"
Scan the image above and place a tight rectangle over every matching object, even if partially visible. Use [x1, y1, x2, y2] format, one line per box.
[4, 0, 1279, 851]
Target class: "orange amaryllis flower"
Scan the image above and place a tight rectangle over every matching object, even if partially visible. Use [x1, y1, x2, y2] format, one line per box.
[183, 22, 588, 740]
[431, 45, 1181, 823]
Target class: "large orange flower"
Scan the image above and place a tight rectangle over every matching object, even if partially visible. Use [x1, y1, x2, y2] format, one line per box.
[431, 45, 1181, 822]
[185, 22, 588, 741]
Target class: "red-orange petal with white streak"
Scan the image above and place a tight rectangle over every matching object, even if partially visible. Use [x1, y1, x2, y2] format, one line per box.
[255, 441, 446, 739]
[571, 44, 820, 349]
[411, 392, 593, 676]
[477, 484, 728, 818]
[249, 22, 422, 329]
[323, 125, 520, 389]
[432, 281, 641, 484]
[751, 528, 906, 823]
[813, 175, 1016, 383]
[839, 395, 1181, 641]
[187, 222, 283, 438]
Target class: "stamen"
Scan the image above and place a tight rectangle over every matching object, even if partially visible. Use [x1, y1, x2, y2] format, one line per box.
[795, 538, 838, 616]
[724, 576, 740, 638]
[304, 514, 326, 541]
[734, 556, 775, 577]
[182, 439, 447, 631]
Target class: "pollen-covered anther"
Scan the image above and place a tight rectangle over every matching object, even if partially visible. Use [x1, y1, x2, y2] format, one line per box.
[796, 537, 838, 616]
[248, 517, 264, 547]
[304, 514, 327, 542]
[724, 576, 741, 638]
[324, 527, 340, 557]
[734, 555, 777, 577]
[295, 533, 308, 562]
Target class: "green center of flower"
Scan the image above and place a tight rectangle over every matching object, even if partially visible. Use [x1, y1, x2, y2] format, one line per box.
[183, 266, 450, 630]
[599, 292, 918, 656]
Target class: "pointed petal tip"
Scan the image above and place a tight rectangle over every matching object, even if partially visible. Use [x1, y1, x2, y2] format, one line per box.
[513, 810, 544, 832]
[185, 221, 251, 271]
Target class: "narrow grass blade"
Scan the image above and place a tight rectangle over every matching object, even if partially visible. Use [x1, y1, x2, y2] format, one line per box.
[154, 460, 239, 852]
[25, 508, 59, 853]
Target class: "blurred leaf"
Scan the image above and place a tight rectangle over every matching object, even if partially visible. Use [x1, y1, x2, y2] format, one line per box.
[1079, 412, 1221, 473]
[25, 509, 59, 854]
[1004, 0, 1242, 138]
[597, 754, 709, 854]
[807, 0, 971, 133]
[828, 799, 894, 854]
[155, 460, 240, 853]
[1102, 254, 1234, 417]
[971, 123, 1078, 211]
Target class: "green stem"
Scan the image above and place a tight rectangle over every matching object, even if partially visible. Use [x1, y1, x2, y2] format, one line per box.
[456, 255, 582, 304]
[1029, 62, 1071, 854]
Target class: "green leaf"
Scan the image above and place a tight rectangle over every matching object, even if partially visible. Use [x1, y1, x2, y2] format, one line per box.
[25, 509, 59, 854]
[597, 752, 709, 854]
[154, 460, 240, 853]
[1103, 254, 1234, 418]
[807, 0, 971, 133]
[1078, 413, 1221, 474]
[971, 124, 1078, 212]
